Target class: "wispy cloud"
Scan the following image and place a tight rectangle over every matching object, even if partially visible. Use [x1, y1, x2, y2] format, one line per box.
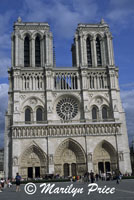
[0, 55, 10, 78]
[0, 34, 10, 50]
[21, 0, 99, 39]
[106, 0, 134, 26]
[120, 82, 134, 89]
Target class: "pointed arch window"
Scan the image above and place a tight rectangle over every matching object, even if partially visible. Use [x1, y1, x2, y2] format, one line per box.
[96, 37, 102, 66]
[92, 106, 98, 120]
[36, 108, 43, 122]
[86, 37, 92, 67]
[102, 106, 108, 120]
[24, 36, 30, 67]
[25, 108, 31, 123]
[35, 36, 41, 66]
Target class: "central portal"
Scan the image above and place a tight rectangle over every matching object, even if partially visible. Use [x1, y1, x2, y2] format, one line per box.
[54, 138, 86, 177]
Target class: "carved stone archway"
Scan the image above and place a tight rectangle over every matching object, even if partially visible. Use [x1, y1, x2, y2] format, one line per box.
[54, 138, 86, 176]
[19, 143, 47, 179]
[93, 140, 117, 174]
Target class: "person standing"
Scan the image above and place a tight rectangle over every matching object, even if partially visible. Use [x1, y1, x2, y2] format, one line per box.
[90, 170, 94, 183]
[95, 173, 99, 181]
[0, 179, 3, 192]
[1, 178, 5, 189]
[15, 173, 21, 192]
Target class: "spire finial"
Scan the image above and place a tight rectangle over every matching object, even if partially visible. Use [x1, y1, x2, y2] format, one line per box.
[100, 18, 105, 24]
[17, 16, 22, 23]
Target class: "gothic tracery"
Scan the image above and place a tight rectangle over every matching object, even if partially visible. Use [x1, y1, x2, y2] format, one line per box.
[4, 18, 132, 179]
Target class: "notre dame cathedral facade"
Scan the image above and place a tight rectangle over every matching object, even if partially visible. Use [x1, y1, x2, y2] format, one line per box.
[4, 17, 132, 179]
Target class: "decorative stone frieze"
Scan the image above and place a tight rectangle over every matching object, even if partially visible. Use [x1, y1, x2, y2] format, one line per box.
[12, 122, 121, 138]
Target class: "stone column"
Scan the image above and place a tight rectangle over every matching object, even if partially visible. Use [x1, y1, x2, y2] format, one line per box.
[80, 34, 84, 66]
[104, 162, 106, 173]
[82, 71, 87, 89]
[45, 34, 49, 65]
[75, 35, 79, 67]
[83, 35, 87, 66]
[100, 38, 105, 67]
[19, 38, 24, 67]
[14, 74, 17, 90]
[34, 77, 36, 90]
[91, 37, 97, 67]
[77, 72, 80, 89]
[33, 167, 35, 178]
[106, 34, 114, 66]
[11, 35, 15, 67]
[18, 74, 21, 90]
[69, 164, 72, 176]
[41, 38, 44, 67]
[31, 38, 35, 67]
[110, 36, 115, 65]
[15, 34, 19, 66]
[48, 32, 53, 66]
[29, 77, 32, 90]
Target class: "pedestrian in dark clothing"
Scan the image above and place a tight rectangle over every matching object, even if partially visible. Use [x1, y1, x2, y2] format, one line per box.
[90, 170, 94, 183]
[84, 172, 89, 182]
[15, 173, 21, 192]
[115, 169, 120, 184]
[95, 173, 99, 181]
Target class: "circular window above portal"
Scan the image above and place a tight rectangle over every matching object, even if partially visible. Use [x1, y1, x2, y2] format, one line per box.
[56, 97, 78, 120]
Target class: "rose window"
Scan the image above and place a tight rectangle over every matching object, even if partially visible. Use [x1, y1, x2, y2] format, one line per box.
[56, 98, 78, 120]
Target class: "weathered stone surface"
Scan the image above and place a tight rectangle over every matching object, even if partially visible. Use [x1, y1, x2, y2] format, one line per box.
[4, 18, 132, 179]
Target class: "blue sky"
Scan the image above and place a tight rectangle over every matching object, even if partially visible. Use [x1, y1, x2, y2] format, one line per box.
[0, 0, 134, 147]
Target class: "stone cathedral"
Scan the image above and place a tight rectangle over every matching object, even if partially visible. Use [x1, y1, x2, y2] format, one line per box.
[4, 17, 132, 179]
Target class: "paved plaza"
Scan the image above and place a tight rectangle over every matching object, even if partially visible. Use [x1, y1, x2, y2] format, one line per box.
[0, 179, 134, 200]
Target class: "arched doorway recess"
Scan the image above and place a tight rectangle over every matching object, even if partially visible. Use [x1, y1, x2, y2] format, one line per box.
[54, 138, 86, 177]
[93, 140, 117, 174]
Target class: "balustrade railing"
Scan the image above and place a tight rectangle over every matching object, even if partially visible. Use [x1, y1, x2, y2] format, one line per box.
[54, 72, 78, 90]
[17, 68, 110, 91]
[87, 71, 108, 89]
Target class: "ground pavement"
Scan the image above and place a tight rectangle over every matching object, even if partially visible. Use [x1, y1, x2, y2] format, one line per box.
[0, 179, 134, 200]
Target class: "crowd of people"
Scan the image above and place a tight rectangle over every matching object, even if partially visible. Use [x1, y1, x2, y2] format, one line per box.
[0, 170, 127, 192]
[70, 169, 123, 184]
[0, 173, 21, 192]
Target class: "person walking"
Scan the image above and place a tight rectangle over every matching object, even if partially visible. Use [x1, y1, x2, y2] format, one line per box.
[15, 173, 21, 192]
[115, 169, 120, 184]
